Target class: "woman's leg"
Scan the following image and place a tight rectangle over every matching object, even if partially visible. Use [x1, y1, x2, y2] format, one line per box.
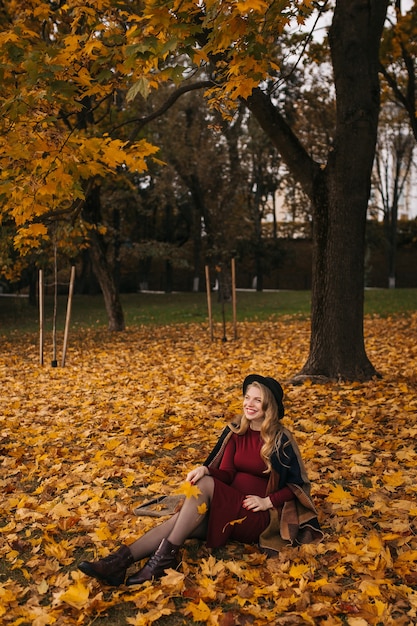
[77, 512, 199, 587]
[126, 476, 214, 585]
[78, 477, 215, 586]
[166, 475, 214, 545]
[128, 475, 214, 559]
[127, 514, 179, 560]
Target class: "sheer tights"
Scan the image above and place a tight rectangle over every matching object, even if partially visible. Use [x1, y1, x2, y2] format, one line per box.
[127, 475, 215, 561]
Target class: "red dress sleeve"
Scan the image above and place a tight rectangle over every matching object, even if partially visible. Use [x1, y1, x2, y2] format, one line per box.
[269, 486, 295, 508]
[207, 435, 237, 484]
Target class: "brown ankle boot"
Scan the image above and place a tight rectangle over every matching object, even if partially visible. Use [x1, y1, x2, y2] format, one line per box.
[126, 539, 180, 586]
[78, 545, 134, 586]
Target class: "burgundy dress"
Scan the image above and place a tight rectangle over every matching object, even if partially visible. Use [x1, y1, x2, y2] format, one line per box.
[206, 428, 289, 548]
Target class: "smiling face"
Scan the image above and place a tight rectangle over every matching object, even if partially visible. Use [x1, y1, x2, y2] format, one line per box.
[243, 383, 265, 430]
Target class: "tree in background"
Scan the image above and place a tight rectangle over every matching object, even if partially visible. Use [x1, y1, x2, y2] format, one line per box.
[377, 0, 416, 290]
[380, 0, 417, 142]
[372, 103, 415, 288]
[139, 88, 289, 294]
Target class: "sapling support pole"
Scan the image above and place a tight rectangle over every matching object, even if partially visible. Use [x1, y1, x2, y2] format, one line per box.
[221, 298, 227, 342]
[205, 265, 214, 341]
[61, 265, 76, 367]
[218, 265, 227, 342]
[39, 269, 44, 366]
[231, 257, 237, 340]
[51, 243, 58, 367]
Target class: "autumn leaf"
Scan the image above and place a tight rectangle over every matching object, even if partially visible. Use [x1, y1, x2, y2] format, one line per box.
[59, 579, 89, 609]
[160, 569, 185, 587]
[176, 481, 201, 499]
[126, 608, 172, 625]
[327, 484, 355, 509]
[222, 516, 247, 534]
[289, 563, 310, 579]
[184, 598, 211, 621]
[200, 555, 226, 578]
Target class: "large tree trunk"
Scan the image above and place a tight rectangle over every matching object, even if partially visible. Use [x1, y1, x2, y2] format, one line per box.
[83, 183, 125, 331]
[246, 0, 389, 381]
[300, 0, 388, 380]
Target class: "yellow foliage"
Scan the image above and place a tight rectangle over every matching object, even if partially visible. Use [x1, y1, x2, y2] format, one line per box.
[289, 563, 310, 578]
[184, 598, 211, 621]
[176, 481, 201, 499]
[327, 484, 355, 508]
[0, 0, 318, 268]
[59, 579, 90, 609]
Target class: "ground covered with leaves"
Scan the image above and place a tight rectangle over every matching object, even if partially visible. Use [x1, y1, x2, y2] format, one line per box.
[1, 314, 417, 625]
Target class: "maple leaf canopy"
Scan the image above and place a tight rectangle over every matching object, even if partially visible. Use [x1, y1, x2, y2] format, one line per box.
[0, 0, 315, 260]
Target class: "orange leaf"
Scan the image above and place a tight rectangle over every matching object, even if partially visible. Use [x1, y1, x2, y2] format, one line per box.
[222, 516, 247, 533]
[176, 481, 201, 499]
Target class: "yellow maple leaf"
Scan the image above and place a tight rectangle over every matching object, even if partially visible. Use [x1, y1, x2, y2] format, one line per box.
[289, 563, 310, 578]
[126, 608, 172, 625]
[162, 442, 177, 450]
[383, 471, 405, 489]
[197, 502, 207, 515]
[185, 599, 211, 621]
[48, 502, 72, 518]
[91, 524, 113, 542]
[60, 580, 89, 609]
[176, 481, 201, 499]
[373, 602, 387, 619]
[160, 569, 185, 586]
[327, 484, 355, 507]
[105, 438, 121, 451]
[122, 473, 136, 488]
[37, 580, 49, 595]
[397, 550, 417, 562]
[359, 579, 381, 596]
[200, 555, 226, 577]
[43, 539, 70, 562]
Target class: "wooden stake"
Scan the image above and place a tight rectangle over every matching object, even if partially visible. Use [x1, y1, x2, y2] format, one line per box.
[205, 265, 214, 341]
[39, 269, 44, 366]
[231, 257, 237, 340]
[51, 243, 58, 367]
[221, 298, 227, 342]
[61, 266, 76, 367]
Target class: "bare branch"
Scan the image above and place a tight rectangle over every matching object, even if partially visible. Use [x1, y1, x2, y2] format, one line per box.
[110, 80, 214, 141]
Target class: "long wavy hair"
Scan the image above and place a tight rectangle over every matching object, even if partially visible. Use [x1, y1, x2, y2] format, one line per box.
[229, 381, 283, 473]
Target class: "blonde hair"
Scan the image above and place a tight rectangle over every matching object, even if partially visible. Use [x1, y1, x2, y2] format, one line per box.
[229, 381, 283, 473]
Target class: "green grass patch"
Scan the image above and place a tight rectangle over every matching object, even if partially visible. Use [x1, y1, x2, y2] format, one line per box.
[0, 288, 416, 336]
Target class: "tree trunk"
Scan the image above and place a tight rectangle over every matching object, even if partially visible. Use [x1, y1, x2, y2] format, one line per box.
[83, 183, 125, 331]
[87, 229, 125, 331]
[246, 0, 389, 381]
[299, 0, 387, 380]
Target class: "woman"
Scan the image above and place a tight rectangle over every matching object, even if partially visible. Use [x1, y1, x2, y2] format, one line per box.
[78, 374, 323, 587]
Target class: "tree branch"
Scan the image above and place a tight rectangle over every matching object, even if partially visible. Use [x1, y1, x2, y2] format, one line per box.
[110, 80, 214, 141]
[245, 88, 322, 201]
[379, 63, 417, 141]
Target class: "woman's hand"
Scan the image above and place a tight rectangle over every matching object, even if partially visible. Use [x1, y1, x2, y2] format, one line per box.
[186, 465, 209, 484]
[243, 495, 273, 512]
